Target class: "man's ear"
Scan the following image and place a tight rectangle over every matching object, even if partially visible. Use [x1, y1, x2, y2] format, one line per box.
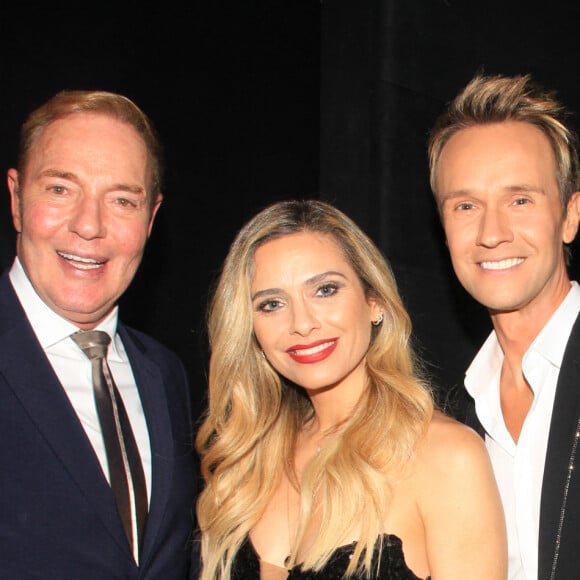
[7, 169, 22, 233]
[563, 191, 580, 244]
[147, 192, 163, 237]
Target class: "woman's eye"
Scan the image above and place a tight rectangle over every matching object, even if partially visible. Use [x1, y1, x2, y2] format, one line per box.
[317, 283, 338, 297]
[258, 299, 282, 312]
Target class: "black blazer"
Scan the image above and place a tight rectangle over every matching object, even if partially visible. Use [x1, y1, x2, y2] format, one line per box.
[453, 314, 580, 580]
[0, 272, 199, 579]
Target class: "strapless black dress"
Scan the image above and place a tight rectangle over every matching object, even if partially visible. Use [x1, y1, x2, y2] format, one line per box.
[231, 534, 430, 579]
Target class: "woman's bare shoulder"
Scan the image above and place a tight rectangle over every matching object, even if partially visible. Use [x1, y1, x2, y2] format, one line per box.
[417, 410, 490, 475]
[410, 413, 507, 579]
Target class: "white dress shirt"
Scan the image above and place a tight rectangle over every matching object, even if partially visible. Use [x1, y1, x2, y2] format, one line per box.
[465, 281, 580, 580]
[9, 257, 152, 503]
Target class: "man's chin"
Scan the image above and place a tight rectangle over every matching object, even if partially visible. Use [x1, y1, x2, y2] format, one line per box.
[51, 300, 118, 329]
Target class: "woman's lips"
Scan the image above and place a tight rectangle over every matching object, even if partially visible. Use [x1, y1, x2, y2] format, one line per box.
[286, 338, 338, 363]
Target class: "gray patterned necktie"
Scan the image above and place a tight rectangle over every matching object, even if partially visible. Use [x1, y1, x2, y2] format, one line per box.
[71, 330, 148, 561]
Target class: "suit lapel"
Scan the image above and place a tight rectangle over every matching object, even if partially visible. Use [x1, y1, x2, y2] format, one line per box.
[538, 313, 580, 579]
[118, 325, 175, 568]
[0, 274, 134, 558]
[0, 272, 181, 569]
[0, 304, 131, 557]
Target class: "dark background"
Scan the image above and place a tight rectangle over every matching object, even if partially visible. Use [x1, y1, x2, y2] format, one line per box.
[2, 1, 580, 420]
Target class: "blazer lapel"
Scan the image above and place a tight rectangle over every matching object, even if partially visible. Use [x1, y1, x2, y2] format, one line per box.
[119, 325, 175, 568]
[538, 314, 580, 579]
[0, 275, 131, 557]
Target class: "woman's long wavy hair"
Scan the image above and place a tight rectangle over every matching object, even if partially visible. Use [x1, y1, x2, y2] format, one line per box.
[196, 199, 434, 579]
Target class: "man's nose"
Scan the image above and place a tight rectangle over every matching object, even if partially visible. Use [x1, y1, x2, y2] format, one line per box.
[476, 207, 513, 248]
[68, 195, 106, 240]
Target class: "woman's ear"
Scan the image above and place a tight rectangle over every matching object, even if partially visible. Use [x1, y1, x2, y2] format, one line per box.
[368, 298, 383, 326]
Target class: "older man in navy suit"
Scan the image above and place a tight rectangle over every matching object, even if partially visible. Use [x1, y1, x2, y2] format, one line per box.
[0, 90, 198, 578]
[428, 73, 580, 580]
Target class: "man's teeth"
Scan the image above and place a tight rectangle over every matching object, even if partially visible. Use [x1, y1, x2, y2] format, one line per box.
[58, 252, 104, 270]
[480, 258, 524, 270]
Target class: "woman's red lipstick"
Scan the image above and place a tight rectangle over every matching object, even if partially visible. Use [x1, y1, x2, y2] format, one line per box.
[286, 338, 338, 363]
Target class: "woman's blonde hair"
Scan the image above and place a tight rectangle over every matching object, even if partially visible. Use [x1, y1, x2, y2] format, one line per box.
[196, 199, 434, 579]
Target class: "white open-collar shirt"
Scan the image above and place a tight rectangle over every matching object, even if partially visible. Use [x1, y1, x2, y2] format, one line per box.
[9, 257, 152, 503]
[466, 281, 580, 580]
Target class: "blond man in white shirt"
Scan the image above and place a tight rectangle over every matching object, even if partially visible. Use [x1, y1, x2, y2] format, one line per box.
[428, 73, 580, 580]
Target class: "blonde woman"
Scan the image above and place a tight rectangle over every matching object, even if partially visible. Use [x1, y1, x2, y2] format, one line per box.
[195, 199, 506, 579]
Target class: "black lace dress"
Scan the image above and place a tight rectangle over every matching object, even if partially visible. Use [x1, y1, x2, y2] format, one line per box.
[231, 534, 430, 579]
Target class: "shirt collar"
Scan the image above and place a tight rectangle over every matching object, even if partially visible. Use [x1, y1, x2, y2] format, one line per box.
[465, 330, 503, 399]
[465, 281, 580, 397]
[8, 257, 120, 351]
[529, 281, 580, 368]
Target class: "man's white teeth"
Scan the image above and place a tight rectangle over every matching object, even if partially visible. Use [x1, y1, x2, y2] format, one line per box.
[58, 252, 103, 270]
[480, 258, 524, 270]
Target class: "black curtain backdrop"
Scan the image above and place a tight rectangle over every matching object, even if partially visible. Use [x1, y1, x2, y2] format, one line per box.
[0, 1, 320, 421]
[321, 0, 580, 401]
[2, 1, 580, 419]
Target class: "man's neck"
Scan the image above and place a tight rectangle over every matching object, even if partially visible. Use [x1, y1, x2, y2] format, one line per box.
[489, 281, 573, 443]
[490, 282, 572, 361]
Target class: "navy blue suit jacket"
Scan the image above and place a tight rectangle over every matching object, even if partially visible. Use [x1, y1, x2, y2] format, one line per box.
[0, 272, 199, 579]
[450, 314, 580, 580]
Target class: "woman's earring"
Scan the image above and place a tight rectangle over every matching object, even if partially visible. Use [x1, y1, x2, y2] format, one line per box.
[372, 313, 384, 327]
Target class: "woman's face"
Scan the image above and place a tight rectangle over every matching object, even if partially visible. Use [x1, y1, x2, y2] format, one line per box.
[251, 231, 380, 395]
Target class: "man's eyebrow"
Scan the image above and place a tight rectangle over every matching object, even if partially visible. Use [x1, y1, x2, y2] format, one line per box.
[440, 183, 547, 201]
[505, 184, 546, 195]
[438, 189, 470, 202]
[111, 183, 146, 195]
[39, 169, 79, 181]
[39, 169, 145, 195]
